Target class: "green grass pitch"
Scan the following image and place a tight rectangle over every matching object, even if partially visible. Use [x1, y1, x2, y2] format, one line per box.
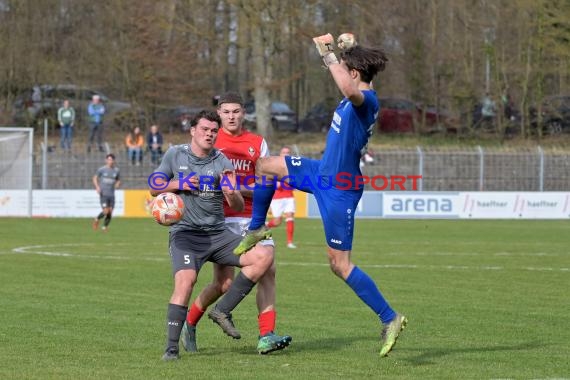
[0, 217, 568, 379]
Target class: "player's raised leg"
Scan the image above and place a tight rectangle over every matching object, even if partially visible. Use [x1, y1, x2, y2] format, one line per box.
[234, 156, 289, 255]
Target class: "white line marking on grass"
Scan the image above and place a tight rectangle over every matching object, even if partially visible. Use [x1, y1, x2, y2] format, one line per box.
[7, 244, 569, 272]
[10, 243, 167, 262]
[278, 262, 568, 272]
[386, 251, 562, 257]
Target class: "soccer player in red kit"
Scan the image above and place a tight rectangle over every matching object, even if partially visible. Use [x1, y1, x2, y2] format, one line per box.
[182, 92, 292, 354]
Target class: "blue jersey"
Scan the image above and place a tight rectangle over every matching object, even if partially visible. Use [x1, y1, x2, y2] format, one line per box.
[320, 90, 378, 182]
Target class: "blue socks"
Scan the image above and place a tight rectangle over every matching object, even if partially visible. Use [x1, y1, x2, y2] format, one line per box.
[345, 266, 396, 324]
[249, 181, 276, 230]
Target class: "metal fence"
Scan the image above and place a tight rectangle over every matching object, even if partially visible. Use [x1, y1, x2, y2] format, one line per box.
[32, 144, 570, 191]
[359, 146, 570, 191]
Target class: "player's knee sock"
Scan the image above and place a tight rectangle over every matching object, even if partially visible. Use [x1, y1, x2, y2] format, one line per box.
[104, 214, 112, 226]
[266, 219, 278, 228]
[215, 272, 255, 314]
[345, 266, 396, 324]
[249, 182, 275, 230]
[96, 212, 104, 220]
[166, 303, 187, 349]
[286, 218, 294, 243]
[258, 310, 276, 336]
[186, 302, 205, 326]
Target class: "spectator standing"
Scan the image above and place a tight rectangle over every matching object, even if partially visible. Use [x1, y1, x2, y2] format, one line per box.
[57, 99, 75, 152]
[147, 124, 164, 165]
[87, 95, 106, 153]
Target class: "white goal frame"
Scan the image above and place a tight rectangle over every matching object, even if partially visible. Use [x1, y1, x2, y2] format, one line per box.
[0, 127, 34, 217]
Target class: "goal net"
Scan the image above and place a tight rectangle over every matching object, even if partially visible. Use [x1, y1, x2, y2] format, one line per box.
[0, 127, 34, 217]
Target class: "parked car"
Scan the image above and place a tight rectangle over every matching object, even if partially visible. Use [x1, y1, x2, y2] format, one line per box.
[12, 84, 133, 129]
[298, 97, 338, 132]
[301, 97, 457, 134]
[244, 101, 298, 131]
[377, 97, 458, 134]
[529, 95, 570, 135]
[155, 105, 202, 132]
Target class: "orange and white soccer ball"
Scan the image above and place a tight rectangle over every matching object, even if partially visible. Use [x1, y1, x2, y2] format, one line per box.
[152, 192, 184, 226]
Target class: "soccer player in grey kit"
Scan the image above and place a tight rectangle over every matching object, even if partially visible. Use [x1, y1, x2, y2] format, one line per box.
[92, 153, 120, 232]
[149, 110, 274, 361]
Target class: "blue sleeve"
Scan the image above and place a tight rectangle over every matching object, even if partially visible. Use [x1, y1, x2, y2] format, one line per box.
[354, 91, 379, 127]
[355, 91, 377, 115]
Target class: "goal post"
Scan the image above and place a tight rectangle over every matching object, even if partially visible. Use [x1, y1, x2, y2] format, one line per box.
[0, 127, 34, 217]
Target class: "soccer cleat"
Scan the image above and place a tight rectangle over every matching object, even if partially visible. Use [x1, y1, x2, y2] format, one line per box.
[257, 332, 292, 355]
[92, 219, 99, 230]
[161, 346, 180, 361]
[207, 308, 241, 339]
[181, 322, 198, 352]
[379, 314, 408, 357]
[286, 243, 297, 249]
[102, 226, 108, 233]
[233, 225, 272, 255]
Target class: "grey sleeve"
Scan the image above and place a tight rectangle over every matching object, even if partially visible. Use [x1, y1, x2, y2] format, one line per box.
[156, 147, 176, 178]
[220, 152, 235, 171]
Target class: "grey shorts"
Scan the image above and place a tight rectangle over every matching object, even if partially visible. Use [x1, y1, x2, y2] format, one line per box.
[100, 195, 115, 208]
[168, 229, 242, 274]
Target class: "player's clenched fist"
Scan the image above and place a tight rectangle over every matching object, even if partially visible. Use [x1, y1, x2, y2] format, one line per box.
[337, 33, 357, 49]
[313, 33, 339, 67]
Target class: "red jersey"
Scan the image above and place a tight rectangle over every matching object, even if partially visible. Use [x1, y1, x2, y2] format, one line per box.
[215, 129, 268, 217]
[273, 182, 294, 199]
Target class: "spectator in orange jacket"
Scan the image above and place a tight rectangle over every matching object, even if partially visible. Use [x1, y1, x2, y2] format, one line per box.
[126, 126, 144, 166]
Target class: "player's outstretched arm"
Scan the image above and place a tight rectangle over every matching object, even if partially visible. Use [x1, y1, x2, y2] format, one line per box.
[312, 32, 363, 106]
[221, 170, 244, 212]
[328, 64, 364, 107]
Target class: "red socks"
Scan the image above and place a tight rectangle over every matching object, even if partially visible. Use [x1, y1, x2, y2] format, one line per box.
[266, 219, 278, 228]
[188, 304, 278, 336]
[286, 219, 294, 244]
[186, 302, 205, 326]
[258, 310, 276, 336]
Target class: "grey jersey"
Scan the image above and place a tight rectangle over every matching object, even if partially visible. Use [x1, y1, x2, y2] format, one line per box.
[96, 165, 120, 197]
[156, 144, 234, 233]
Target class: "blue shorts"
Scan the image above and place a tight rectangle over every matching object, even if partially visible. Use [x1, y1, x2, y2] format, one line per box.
[284, 156, 362, 251]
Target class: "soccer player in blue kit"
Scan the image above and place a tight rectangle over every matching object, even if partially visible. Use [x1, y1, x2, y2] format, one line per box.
[231, 33, 407, 357]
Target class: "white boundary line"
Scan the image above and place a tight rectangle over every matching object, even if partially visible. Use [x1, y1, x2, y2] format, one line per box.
[3, 243, 568, 273]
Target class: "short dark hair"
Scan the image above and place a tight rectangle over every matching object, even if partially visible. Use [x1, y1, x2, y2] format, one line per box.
[106, 153, 115, 160]
[190, 110, 221, 128]
[340, 45, 389, 83]
[217, 91, 244, 107]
